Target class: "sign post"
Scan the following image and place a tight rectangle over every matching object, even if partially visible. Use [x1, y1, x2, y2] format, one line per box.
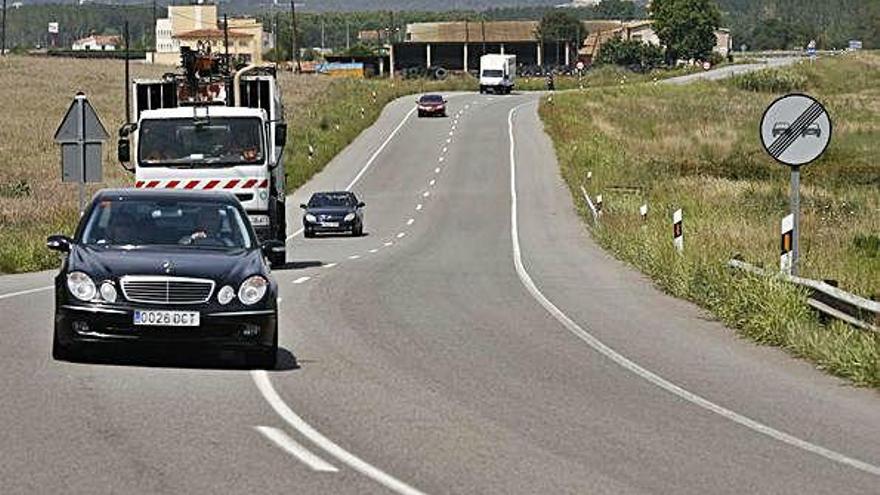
[760, 93, 832, 276]
[54, 93, 109, 214]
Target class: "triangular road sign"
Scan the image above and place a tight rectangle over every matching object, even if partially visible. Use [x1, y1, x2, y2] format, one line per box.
[54, 94, 109, 143]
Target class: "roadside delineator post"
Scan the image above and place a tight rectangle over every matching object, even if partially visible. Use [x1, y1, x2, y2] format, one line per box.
[360, 107, 365, 119]
[672, 209, 683, 253]
[595, 194, 603, 215]
[308, 144, 315, 161]
[780, 213, 794, 274]
[639, 203, 648, 222]
[587, 170, 592, 182]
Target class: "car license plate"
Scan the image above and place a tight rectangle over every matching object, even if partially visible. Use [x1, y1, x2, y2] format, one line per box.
[134, 310, 200, 327]
[249, 215, 270, 227]
[321, 222, 339, 228]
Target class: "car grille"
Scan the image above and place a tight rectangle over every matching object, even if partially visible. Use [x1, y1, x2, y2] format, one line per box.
[319, 214, 343, 222]
[120, 276, 215, 305]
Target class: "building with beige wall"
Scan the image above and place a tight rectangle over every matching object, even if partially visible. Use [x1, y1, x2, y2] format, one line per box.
[149, 2, 264, 66]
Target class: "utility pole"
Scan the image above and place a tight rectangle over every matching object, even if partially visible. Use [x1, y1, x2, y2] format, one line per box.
[1, 0, 7, 56]
[389, 10, 395, 43]
[320, 15, 324, 50]
[273, 13, 279, 65]
[223, 14, 230, 71]
[346, 20, 350, 51]
[151, 0, 157, 49]
[290, 0, 300, 72]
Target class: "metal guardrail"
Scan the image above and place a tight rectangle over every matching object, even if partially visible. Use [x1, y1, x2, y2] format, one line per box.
[727, 259, 880, 334]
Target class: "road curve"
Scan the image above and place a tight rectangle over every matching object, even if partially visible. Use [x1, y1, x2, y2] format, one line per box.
[1, 87, 879, 494]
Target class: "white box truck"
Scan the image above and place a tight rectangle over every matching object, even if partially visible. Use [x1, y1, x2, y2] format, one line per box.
[479, 54, 516, 94]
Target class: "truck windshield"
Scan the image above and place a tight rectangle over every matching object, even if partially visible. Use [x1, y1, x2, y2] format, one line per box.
[139, 117, 265, 166]
[482, 70, 504, 78]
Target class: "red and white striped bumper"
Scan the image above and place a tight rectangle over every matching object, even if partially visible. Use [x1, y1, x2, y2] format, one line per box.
[134, 178, 269, 190]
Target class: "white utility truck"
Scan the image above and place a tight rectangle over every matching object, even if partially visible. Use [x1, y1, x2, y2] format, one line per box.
[479, 54, 516, 94]
[117, 46, 289, 266]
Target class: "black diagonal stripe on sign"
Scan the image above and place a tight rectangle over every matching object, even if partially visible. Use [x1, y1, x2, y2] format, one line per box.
[767, 103, 823, 157]
[768, 102, 824, 158]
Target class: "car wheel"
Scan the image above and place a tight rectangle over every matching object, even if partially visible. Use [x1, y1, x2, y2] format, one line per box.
[304, 228, 314, 238]
[352, 222, 363, 237]
[268, 249, 286, 268]
[247, 347, 277, 369]
[418, 111, 424, 118]
[52, 328, 81, 362]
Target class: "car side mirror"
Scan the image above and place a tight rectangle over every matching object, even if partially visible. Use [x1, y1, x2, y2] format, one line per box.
[118, 138, 131, 164]
[357, 202, 365, 208]
[275, 123, 288, 148]
[299, 203, 307, 209]
[46, 235, 72, 253]
[261, 239, 285, 256]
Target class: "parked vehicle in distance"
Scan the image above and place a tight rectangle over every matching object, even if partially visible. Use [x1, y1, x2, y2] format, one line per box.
[47, 189, 281, 368]
[479, 54, 516, 94]
[416, 94, 447, 117]
[301, 191, 365, 237]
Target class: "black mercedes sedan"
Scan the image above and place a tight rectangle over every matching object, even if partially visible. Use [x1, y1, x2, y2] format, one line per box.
[301, 191, 365, 237]
[47, 189, 282, 368]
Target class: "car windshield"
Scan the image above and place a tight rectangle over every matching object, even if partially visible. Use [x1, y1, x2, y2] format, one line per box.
[80, 198, 253, 249]
[138, 117, 264, 166]
[308, 193, 355, 208]
[420, 95, 443, 103]
[482, 70, 504, 78]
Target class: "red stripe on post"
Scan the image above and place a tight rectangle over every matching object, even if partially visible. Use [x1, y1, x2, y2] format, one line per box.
[224, 179, 240, 189]
[184, 180, 200, 189]
[165, 180, 180, 189]
[242, 179, 258, 188]
[204, 180, 221, 190]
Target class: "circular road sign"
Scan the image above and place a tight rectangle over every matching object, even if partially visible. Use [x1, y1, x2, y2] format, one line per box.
[576, 61, 585, 71]
[760, 93, 832, 167]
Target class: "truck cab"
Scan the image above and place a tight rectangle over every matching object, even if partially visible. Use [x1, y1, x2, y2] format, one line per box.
[117, 49, 288, 266]
[479, 54, 516, 95]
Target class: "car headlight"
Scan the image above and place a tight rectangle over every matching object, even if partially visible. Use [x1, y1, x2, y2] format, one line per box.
[344, 212, 356, 222]
[99, 281, 117, 303]
[217, 285, 235, 305]
[305, 213, 317, 223]
[67, 272, 97, 302]
[238, 276, 268, 305]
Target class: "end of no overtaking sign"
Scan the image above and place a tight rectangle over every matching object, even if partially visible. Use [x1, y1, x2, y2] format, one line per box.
[760, 93, 832, 167]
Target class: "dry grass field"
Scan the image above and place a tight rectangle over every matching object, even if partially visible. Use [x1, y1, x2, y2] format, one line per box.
[540, 52, 880, 386]
[0, 56, 330, 272]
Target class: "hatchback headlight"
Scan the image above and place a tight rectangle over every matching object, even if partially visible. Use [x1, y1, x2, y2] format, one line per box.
[344, 212, 356, 222]
[305, 213, 317, 223]
[67, 272, 97, 302]
[238, 276, 268, 305]
[217, 285, 235, 305]
[99, 282, 117, 303]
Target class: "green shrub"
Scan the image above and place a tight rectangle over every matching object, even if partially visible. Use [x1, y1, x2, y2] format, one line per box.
[728, 67, 808, 92]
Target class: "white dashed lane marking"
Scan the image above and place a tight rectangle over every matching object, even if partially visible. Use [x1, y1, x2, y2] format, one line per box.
[292, 276, 311, 285]
[423, 191, 430, 198]
[348, 255, 361, 260]
[429, 179, 436, 186]
[397, 232, 406, 239]
[324, 263, 338, 269]
[384, 241, 394, 247]
[434, 167, 440, 174]
[407, 218, 415, 226]
[416, 204, 423, 211]
[369, 248, 380, 253]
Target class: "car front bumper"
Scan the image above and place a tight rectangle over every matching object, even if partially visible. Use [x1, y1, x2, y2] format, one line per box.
[55, 303, 277, 350]
[418, 106, 446, 114]
[304, 219, 357, 232]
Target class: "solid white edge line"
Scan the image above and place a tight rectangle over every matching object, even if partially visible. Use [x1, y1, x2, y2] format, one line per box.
[292, 276, 311, 285]
[287, 105, 417, 242]
[252, 371, 428, 495]
[506, 103, 880, 477]
[255, 426, 339, 472]
[346, 106, 418, 192]
[0, 285, 53, 301]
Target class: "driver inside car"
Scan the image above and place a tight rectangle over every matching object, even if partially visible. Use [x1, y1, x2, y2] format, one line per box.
[180, 208, 229, 246]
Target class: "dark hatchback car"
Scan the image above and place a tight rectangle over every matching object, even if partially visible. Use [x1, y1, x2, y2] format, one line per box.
[47, 189, 281, 368]
[416, 94, 447, 117]
[301, 191, 365, 237]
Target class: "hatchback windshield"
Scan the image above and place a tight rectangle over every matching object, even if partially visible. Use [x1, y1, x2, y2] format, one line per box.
[308, 193, 356, 208]
[139, 117, 264, 166]
[81, 198, 253, 249]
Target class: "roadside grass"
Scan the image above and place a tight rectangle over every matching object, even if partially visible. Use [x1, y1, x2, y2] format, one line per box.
[540, 52, 880, 387]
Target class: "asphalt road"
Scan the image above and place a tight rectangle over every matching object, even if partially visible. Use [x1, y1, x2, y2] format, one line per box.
[2, 73, 879, 493]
